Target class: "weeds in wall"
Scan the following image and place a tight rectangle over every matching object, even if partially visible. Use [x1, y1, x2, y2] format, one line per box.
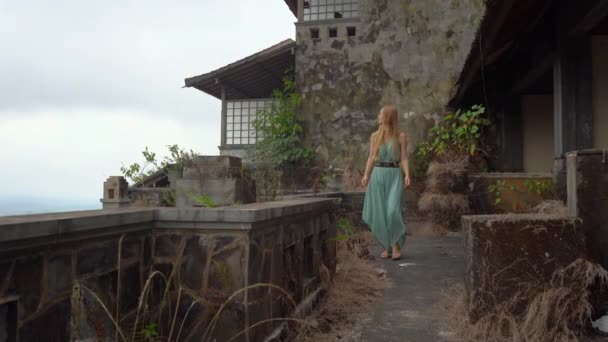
[70, 234, 300, 341]
[120, 145, 197, 185]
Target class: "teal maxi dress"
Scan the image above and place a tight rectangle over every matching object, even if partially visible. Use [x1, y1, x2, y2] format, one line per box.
[362, 140, 406, 250]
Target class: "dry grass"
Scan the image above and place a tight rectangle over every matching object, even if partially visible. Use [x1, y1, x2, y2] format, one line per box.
[418, 192, 470, 229]
[413, 221, 450, 237]
[296, 231, 390, 341]
[426, 161, 467, 194]
[440, 259, 608, 341]
[531, 200, 569, 216]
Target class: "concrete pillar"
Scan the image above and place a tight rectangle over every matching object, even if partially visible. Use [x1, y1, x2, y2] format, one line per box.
[553, 33, 593, 201]
[100, 176, 132, 209]
[500, 99, 524, 172]
[567, 149, 608, 268]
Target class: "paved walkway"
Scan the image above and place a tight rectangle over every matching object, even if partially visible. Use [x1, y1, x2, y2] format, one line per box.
[361, 230, 464, 342]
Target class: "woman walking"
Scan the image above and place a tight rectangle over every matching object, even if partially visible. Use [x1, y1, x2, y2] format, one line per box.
[361, 105, 410, 260]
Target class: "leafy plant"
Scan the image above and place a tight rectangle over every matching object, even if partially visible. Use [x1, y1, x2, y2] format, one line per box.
[162, 190, 176, 207]
[251, 72, 315, 170]
[487, 179, 507, 205]
[418, 104, 490, 158]
[142, 323, 160, 341]
[247, 71, 316, 196]
[192, 194, 218, 208]
[488, 178, 554, 209]
[524, 179, 554, 198]
[329, 217, 357, 242]
[121, 145, 197, 185]
[212, 260, 233, 294]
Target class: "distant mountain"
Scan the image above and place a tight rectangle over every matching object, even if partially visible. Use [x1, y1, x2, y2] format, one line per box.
[0, 195, 101, 216]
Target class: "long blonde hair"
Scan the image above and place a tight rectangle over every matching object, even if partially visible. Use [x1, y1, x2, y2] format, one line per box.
[371, 105, 399, 161]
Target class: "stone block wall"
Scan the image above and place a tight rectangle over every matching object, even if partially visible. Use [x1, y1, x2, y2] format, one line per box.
[0, 198, 336, 341]
[295, 0, 484, 188]
[176, 156, 256, 208]
[461, 214, 585, 321]
[0, 210, 155, 341]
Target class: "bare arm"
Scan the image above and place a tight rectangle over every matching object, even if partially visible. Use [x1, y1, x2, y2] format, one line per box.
[399, 132, 410, 182]
[364, 134, 375, 178]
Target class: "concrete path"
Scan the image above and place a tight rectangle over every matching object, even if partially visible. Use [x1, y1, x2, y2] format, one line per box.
[361, 231, 464, 342]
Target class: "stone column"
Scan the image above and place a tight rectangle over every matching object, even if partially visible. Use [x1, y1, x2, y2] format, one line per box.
[553, 31, 593, 201]
[100, 176, 132, 209]
[567, 149, 608, 268]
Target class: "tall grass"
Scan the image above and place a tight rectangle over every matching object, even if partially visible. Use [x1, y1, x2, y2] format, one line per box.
[71, 234, 300, 342]
[442, 259, 608, 341]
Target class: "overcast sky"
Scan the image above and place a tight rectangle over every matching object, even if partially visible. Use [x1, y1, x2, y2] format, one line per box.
[0, 1, 295, 205]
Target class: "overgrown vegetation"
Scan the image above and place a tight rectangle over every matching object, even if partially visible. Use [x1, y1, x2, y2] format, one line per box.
[442, 259, 608, 341]
[71, 234, 298, 342]
[191, 194, 219, 208]
[418, 156, 470, 230]
[488, 179, 554, 206]
[297, 231, 388, 341]
[416, 105, 488, 230]
[121, 145, 197, 185]
[418, 105, 490, 160]
[486, 178, 555, 213]
[247, 71, 316, 199]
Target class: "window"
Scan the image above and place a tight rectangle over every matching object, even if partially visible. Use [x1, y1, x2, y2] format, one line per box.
[347, 26, 357, 37]
[303, 0, 359, 22]
[328, 27, 338, 38]
[225, 99, 273, 146]
[310, 28, 320, 39]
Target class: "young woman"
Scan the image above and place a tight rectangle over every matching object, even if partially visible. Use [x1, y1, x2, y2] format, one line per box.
[361, 105, 410, 260]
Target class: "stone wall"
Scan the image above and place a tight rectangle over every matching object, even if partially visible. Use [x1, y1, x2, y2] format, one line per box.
[295, 0, 484, 189]
[0, 198, 336, 341]
[0, 209, 155, 341]
[461, 214, 585, 321]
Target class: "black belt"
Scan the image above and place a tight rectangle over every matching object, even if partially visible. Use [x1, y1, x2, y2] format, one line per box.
[374, 161, 400, 168]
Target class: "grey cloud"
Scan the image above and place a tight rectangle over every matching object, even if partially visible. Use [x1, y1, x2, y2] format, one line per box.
[0, 0, 295, 122]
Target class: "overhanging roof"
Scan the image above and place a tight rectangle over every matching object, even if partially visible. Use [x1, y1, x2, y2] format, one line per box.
[449, 0, 608, 108]
[284, 0, 297, 17]
[448, 0, 551, 108]
[185, 39, 295, 100]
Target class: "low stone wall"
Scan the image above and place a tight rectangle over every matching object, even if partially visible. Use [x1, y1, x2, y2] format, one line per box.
[129, 187, 173, 207]
[0, 209, 155, 341]
[0, 198, 336, 341]
[461, 214, 585, 321]
[468, 173, 553, 214]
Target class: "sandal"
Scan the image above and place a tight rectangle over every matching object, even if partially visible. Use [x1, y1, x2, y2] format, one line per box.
[380, 250, 391, 258]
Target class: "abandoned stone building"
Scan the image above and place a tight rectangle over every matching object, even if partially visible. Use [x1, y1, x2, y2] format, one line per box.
[449, 0, 608, 198]
[185, 0, 484, 189]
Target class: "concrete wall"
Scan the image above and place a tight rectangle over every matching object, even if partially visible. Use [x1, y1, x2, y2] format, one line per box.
[462, 214, 585, 321]
[521, 95, 554, 173]
[294, 0, 484, 189]
[593, 35, 608, 150]
[0, 198, 337, 341]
